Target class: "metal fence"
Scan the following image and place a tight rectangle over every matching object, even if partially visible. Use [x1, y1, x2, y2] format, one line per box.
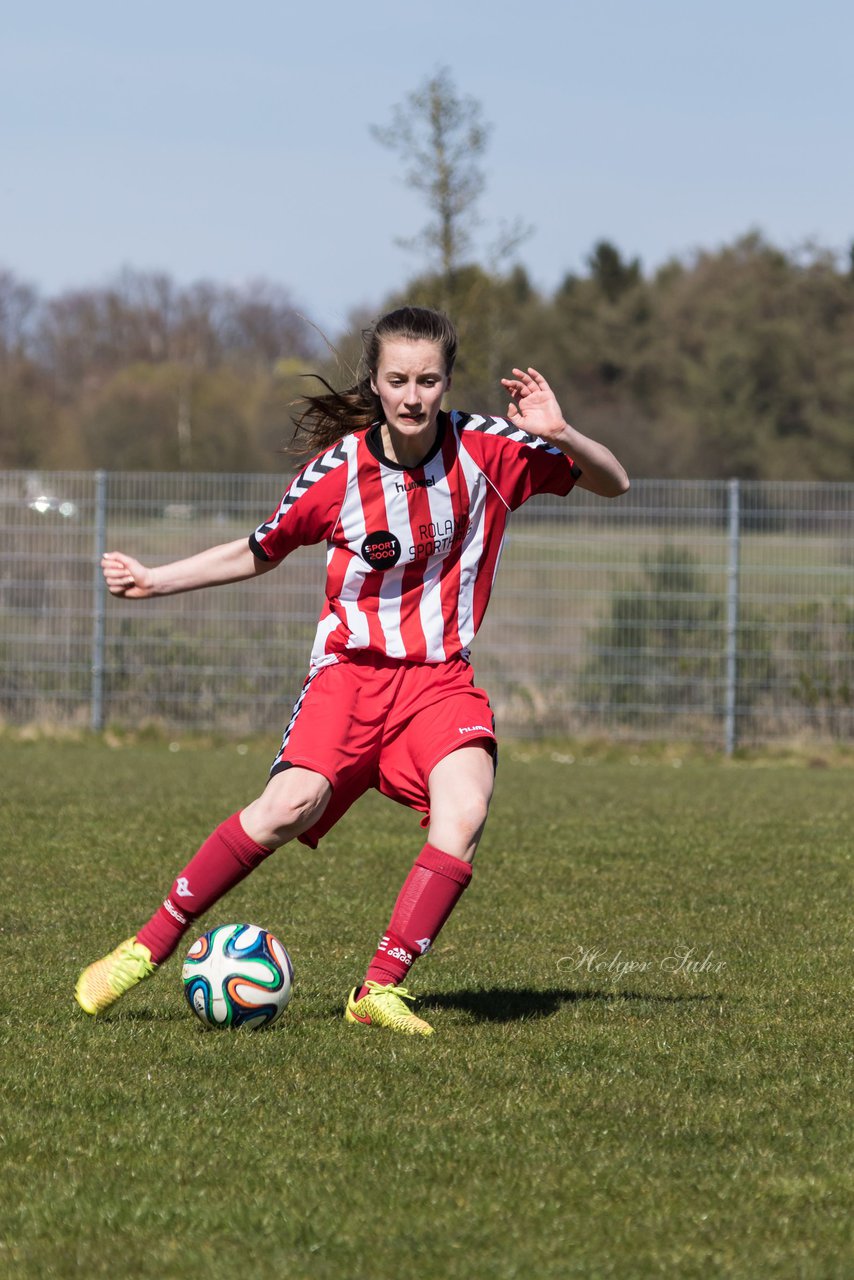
[1, 470, 852, 749]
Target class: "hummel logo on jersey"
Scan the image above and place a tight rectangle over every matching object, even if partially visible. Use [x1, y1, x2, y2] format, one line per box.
[174, 877, 194, 898]
[395, 476, 435, 494]
[458, 724, 492, 735]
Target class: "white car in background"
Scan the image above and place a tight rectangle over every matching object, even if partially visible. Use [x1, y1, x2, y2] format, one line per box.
[27, 494, 78, 518]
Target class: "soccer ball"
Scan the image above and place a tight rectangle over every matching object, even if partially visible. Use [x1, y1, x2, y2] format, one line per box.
[182, 923, 294, 1029]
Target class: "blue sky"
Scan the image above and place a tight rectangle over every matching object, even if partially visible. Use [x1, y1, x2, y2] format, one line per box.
[2, 0, 852, 333]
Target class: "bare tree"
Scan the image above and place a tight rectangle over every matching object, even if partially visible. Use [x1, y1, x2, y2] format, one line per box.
[371, 66, 531, 377]
[0, 270, 39, 360]
[371, 68, 494, 294]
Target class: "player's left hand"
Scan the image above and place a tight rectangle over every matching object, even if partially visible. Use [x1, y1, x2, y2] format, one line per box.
[500, 367, 568, 445]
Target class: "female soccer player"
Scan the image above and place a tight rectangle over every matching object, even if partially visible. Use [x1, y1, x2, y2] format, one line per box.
[75, 306, 629, 1035]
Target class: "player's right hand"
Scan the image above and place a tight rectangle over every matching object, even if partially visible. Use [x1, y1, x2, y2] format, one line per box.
[101, 551, 155, 598]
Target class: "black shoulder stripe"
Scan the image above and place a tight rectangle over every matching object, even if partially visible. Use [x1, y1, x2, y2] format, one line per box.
[255, 437, 349, 538]
[456, 411, 560, 453]
[281, 437, 349, 511]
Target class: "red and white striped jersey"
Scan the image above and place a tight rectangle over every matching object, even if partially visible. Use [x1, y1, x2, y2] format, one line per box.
[250, 411, 579, 668]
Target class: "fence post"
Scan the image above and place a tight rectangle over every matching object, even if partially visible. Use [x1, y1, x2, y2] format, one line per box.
[90, 470, 108, 732]
[724, 477, 740, 756]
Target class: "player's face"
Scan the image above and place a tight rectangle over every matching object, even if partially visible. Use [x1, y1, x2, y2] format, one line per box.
[371, 338, 451, 445]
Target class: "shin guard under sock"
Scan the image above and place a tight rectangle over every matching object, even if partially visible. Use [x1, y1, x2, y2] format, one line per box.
[360, 843, 472, 995]
[136, 812, 273, 964]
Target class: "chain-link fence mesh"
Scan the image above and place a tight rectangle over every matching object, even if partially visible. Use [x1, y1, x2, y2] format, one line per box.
[2, 470, 851, 747]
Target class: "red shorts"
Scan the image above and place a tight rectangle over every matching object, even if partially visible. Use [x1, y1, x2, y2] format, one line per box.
[270, 653, 496, 848]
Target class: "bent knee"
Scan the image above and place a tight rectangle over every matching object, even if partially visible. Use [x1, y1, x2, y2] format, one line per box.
[453, 790, 492, 834]
[242, 769, 331, 846]
[429, 789, 492, 858]
[453, 770, 495, 830]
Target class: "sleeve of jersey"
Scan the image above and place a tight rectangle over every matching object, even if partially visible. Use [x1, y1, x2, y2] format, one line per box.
[249, 455, 346, 561]
[465, 420, 581, 511]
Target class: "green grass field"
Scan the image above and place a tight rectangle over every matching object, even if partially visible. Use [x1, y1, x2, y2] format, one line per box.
[1, 738, 852, 1278]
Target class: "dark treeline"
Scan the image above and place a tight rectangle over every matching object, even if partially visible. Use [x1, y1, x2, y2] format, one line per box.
[2, 231, 853, 479]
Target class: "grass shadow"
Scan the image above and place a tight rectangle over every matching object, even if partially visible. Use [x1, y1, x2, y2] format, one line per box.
[423, 986, 717, 1023]
[96, 989, 719, 1027]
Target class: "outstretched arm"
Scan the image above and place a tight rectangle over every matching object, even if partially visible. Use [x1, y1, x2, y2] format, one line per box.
[501, 367, 629, 498]
[101, 538, 277, 599]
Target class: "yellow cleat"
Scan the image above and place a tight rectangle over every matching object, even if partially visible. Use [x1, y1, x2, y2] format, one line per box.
[345, 980, 435, 1037]
[75, 937, 157, 1015]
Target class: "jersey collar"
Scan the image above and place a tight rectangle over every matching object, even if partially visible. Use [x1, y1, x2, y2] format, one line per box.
[365, 412, 447, 472]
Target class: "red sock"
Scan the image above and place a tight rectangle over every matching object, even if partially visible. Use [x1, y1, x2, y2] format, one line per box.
[358, 843, 472, 997]
[136, 813, 273, 964]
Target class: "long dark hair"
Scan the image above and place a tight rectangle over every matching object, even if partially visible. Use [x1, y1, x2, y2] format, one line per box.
[292, 306, 458, 454]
